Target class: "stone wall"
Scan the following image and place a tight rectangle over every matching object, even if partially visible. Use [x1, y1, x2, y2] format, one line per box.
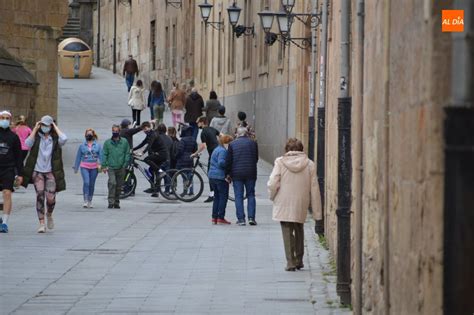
[316, 0, 449, 313]
[0, 0, 68, 122]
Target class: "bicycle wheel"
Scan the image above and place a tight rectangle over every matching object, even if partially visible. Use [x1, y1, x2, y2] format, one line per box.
[156, 169, 178, 201]
[120, 171, 137, 199]
[171, 169, 204, 202]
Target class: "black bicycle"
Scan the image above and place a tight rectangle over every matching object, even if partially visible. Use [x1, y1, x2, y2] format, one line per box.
[121, 153, 177, 200]
[170, 153, 245, 202]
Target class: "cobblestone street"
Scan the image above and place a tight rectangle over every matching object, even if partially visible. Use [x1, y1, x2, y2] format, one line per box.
[0, 68, 349, 315]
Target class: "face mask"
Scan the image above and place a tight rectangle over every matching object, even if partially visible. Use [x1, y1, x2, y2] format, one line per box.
[112, 132, 120, 138]
[41, 126, 51, 133]
[198, 126, 203, 129]
[85, 135, 94, 141]
[0, 120, 9, 129]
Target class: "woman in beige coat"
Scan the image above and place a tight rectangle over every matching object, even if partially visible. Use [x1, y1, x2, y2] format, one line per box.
[267, 138, 322, 271]
[167, 83, 186, 128]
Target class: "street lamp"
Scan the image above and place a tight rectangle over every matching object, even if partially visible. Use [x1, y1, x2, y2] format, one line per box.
[281, 0, 296, 14]
[257, 7, 275, 33]
[227, 2, 254, 37]
[276, 11, 291, 37]
[198, 0, 224, 31]
[165, 0, 182, 9]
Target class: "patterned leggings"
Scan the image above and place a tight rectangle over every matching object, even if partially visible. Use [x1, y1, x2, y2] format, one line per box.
[32, 171, 56, 221]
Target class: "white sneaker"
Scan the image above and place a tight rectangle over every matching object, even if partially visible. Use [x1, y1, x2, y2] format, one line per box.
[87, 201, 93, 208]
[37, 224, 46, 233]
[46, 215, 54, 230]
[83, 202, 88, 208]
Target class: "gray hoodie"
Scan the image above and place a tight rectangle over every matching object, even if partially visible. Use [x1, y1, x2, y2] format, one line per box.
[210, 116, 233, 135]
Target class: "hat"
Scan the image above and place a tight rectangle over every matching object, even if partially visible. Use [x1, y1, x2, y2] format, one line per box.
[40, 115, 54, 126]
[0, 110, 12, 118]
[121, 119, 131, 127]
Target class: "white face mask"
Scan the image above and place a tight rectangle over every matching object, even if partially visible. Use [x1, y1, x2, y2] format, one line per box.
[0, 119, 10, 129]
[41, 126, 51, 133]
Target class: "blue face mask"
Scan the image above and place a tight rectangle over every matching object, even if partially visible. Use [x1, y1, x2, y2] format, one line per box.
[41, 126, 51, 134]
[0, 120, 9, 129]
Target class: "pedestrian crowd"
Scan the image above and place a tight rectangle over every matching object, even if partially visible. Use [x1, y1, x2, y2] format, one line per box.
[0, 55, 321, 271]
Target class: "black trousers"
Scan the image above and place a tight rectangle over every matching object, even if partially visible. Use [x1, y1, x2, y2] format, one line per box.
[132, 109, 141, 125]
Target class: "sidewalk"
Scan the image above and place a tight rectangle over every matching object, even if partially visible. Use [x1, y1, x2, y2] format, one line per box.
[0, 67, 351, 314]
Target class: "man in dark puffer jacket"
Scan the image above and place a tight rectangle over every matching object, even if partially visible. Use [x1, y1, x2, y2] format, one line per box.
[226, 127, 259, 226]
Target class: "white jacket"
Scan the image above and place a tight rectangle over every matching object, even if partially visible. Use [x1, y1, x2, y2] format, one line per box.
[128, 86, 146, 110]
[267, 151, 322, 224]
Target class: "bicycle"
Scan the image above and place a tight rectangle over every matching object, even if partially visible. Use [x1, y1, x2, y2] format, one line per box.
[170, 153, 246, 203]
[121, 153, 177, 200]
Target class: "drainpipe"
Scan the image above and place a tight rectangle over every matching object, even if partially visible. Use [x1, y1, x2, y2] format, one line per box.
[315, 0, 328, 235]
[336, 0, 352, 306]
[443, 0, 474, 314]
[354, 0, 364, 313]
[113, 0, 117, 74]
[97, 0, 100, 67]
[308, 0, 318, 162]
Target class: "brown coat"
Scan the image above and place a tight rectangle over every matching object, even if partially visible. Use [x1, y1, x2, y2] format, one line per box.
[123, 59, 139, 76]
[167, 88, 186, 111]
[267, 151, 322, 223]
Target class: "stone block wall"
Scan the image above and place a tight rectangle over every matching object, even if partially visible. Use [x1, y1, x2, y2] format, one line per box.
[0, 0, 68, 122]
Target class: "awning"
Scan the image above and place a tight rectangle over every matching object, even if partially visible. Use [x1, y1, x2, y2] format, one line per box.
[0, 47, 38, 86]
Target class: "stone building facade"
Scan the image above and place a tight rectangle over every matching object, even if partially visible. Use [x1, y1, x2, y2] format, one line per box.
[92, 0, 473, 314]
[93, 0, 312, 163]
[0, 0, 69, 123]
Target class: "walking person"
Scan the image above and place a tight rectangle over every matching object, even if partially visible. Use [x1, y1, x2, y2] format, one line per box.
[203, 91, 221, 124]
[150, 81, 167, 124]
[73, 129, 102, 208]
[0, 110, 23, 233]
[210, 106, 233, 136]
[184, 87, 204, 140]
[128, 80, 146, 125]
[119, 118, 142, 149]
[101, 124, 130, 209]
[167, 83, 186, 128]
[267, 138, 322, 271]
[123, 54, 139, 92]
[175, 125, 197, 196]
[22, 115, 67, 233]
[12, 115, 32, 163]
[235, 111, 256, 141]
[226, 127, 259, 226]
[192, 116, 220, 202]
[147, 81, 158, 120]
[208, 135, 233, 225]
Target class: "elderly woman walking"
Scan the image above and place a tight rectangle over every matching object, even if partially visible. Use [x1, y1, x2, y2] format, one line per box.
[267, 138, 322, 271]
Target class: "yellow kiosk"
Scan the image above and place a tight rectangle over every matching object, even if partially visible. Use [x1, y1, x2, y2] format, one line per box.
[58, 38, 93, 78]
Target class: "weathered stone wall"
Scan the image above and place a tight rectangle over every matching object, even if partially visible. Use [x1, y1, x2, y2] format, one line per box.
[0, 0, 68, 121]
[317, 0, 449, 313]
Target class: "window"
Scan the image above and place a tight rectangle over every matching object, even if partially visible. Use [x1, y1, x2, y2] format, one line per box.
[217, 11, 222, 78]
[259, 0, 270, 67]
[150, 20, 156, 70]
[172, 24, 177, 69]
[243, 0, 252, 72]
[227, 26, 236, 75]
[165, 26, 169, 69]
[63, 42, 90, 52]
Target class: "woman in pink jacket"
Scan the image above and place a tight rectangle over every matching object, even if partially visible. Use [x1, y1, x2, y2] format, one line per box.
[267, 138, 322, 271]
[13, 115, 32, 163]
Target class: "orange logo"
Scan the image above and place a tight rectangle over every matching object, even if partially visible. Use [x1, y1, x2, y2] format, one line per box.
[442, 10, 464, 32]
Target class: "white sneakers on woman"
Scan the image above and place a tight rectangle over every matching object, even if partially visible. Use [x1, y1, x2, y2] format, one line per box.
[83, 201, 93, 208]
[37, 215, 54, 233]
[37, 224, 46, 233]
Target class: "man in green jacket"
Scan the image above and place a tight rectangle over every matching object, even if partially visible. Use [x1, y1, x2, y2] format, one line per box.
[102, 124, 130, 208]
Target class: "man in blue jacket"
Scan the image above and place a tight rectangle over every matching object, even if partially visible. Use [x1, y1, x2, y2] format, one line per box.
[226, 127, 259, 226]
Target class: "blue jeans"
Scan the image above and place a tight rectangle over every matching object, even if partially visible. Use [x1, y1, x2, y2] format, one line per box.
[125, 73, 135, 92]
[210, 179, 229, 219]
[182, 170, 194, 195]
[80, 167, 98, 202]
[233, 179, 256, 222]
[189, 122, 199, 141]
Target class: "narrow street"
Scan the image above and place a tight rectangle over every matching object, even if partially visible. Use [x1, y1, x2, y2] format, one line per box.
[0, 67, 348, 315]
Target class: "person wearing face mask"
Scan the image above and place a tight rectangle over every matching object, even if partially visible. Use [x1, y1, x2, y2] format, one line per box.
[73, 129, 102, 208]
[22, 115, 67, 233]
[208, 134, 233, 225]
[0, 110, 23, 233]
[101, 124, 130, 209]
